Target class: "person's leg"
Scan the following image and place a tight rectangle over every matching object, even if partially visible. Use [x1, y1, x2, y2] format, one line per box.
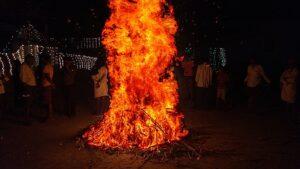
[222, 89, 227, 110]
[218, 89, 227, 110]
[291, 103, 297, 123]
[0, 94, 3, 119]
[24, 97, 30, 120]
[65, 85, 75, 117]
[95, 98, 101, 115]
[99, 97, 105, 115]
[70, 85, 76, 116]
[99, 97, 109, 115]
[177, 75, 184, 109]
[248, 87, 255, 109]
[103, 96, 110, 114]
[43, 87, 51, 119]
[203, 88, 211, 109]
[196, 87, 205, 109]
[7, 92, 15, 114]
[216, 88, 221, 109]
[253, 86, 261, 111]
[104, 96, 110, 113]
[182, 77, 187, 102]
[194, 87, 199, 109]
[25, 86, 34, 123]
[187, 77, 194, 104]
[285, 102, 296, 123]
[48, 87, 53, 118]
[208, 87, 214, 109]
[63, 86, 69, 116]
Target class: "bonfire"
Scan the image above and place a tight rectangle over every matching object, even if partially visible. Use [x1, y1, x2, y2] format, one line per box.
[83, 0, 188, 150]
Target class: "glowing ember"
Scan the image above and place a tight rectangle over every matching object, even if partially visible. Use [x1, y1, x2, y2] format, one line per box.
[83, 0, 188, 150]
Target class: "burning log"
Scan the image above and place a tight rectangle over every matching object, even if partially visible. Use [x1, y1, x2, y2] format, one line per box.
[140, 109, 201, 158]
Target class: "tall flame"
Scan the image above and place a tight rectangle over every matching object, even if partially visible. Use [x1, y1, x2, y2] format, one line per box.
[83, 0, 188, 149]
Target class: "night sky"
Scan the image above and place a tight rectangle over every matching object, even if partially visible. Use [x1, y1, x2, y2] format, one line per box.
[0, 0, 299, 58]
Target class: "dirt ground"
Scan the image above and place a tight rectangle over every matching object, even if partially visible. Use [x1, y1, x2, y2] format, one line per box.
[0, 103, 299, 169]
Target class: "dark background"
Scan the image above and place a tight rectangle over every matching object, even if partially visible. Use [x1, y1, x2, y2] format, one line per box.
[0, 0, 299, 80]
[0, 0, 299, 53]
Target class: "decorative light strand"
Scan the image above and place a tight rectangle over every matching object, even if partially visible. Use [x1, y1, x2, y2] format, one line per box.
[0, 56, 5, 75]
[6, 53, 13, 75]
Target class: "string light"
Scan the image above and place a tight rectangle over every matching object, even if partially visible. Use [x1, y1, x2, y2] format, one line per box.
[2, 43, 97, 74]
[76, 37, 101, 49]
[220, 48, 226, 67]
[66, 53, 97, 70]
[6, 53, 13, 75]
[0, 56, 4, 75]
[11, 53, 16, 60]
[209, 47, 227, 70]
[20, 45, 25, 63]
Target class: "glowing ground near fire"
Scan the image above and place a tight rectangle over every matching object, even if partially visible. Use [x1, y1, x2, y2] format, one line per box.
[83, 0, 188, 149]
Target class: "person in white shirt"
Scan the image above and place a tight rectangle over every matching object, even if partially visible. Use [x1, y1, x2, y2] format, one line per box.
[20, 54, 36, 121]
[244, 58, 271, 108]
[91, 59, 109, 115]
[195, 57, 213, 109]
[280, 58, 298, 113]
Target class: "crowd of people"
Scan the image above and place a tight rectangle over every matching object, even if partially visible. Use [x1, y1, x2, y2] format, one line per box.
[0, 52, 299, 124]
[0, 53, 78, 123]
[175, 56, 299, 116]
[0, 51, 111, 124]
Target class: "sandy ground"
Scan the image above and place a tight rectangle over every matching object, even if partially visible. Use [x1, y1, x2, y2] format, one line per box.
[0, 104, 300, 169]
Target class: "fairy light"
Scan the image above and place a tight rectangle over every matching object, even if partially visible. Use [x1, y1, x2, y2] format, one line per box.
[75, 37, 102, 49]
[4, 42, 97, 72]
[12, 53, 16, 60]
[220, 48, 226, 67]
[15, 49, 21, 62]
[34, 45, 41, 66]
[0, 56, 4, 75]
[58, 53, 64, 69]
[64, 53, 96, 70]
[20, 45, 25, 63]
[6, 53, 13, 75]
[209, 47, 227, 70]
[209, 48, 218, 70]
[29, 45, 33, 55]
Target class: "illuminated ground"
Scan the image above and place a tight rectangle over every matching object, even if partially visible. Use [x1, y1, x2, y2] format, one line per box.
[0, 104, 299, 169]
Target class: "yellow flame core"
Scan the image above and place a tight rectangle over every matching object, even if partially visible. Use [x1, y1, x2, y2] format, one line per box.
[83, 0, 188, 149]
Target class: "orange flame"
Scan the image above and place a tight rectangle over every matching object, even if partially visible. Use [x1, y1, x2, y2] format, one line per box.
[83, 0, 188, 150]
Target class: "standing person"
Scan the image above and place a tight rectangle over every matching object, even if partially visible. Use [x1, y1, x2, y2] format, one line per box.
[41, 55, 54, 120]
[174, 56, 184, 110]
[182, 55, 195, 105]
[20, 54, 37, 122]
[216, 67, 230, 109]
[91, 58, 109, 115]
[244, 58, 271, 109]
[63, 58, 77, 117]
[12, 60, 21, 109]
[3, 73, 14, 114]
[280, 58, 298, 114]
[195, 57, 213, 109]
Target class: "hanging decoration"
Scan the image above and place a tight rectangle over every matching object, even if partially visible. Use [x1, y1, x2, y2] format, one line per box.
[77, 37, 101, 49]
[0, 55, 4, 75]
[209, 47, 227, 70]
[17, 23, 44, 44]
